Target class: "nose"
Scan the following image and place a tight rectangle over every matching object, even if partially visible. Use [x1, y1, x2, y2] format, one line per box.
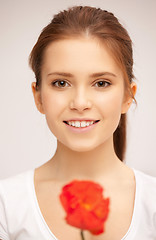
[69, 87, 92, 112]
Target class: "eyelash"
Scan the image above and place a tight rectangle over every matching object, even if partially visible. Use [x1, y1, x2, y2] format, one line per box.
[51, 80, 111, 88]
[52, 80, 69, 88]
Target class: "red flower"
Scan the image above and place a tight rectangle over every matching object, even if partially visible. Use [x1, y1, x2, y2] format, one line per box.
[59, 180, 110, 235]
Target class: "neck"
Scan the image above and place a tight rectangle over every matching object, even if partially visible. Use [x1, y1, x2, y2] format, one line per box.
[50, 137, 122, 182]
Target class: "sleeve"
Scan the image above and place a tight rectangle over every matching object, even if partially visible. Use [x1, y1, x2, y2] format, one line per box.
[153, 206, 156, 235]
[0, 182, 10, 240]
[149, 175, 156, 236]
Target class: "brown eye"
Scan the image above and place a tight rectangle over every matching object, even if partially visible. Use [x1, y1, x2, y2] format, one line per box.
[94, 81, 111, 88]
[52, 80, 69, 88]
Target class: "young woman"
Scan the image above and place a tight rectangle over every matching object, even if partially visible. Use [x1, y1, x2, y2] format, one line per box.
[0, 6, 156, 240]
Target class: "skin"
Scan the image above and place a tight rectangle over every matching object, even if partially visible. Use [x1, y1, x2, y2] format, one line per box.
[31, 37, 137, 239]
[32, 37, 136, 182]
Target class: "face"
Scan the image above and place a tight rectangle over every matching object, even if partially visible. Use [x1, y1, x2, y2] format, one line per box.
[32, 38, 135, 152]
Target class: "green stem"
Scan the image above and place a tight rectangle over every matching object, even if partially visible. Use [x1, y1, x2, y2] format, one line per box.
[80, 230, 85, 240]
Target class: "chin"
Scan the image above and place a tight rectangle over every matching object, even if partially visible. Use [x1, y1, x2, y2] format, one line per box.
[65, 142, 100, 153]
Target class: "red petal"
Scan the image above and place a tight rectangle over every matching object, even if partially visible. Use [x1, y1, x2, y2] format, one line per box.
[66, 208, 104, 231]
[93, 198, 110, 220]
[90, 227, 104, 235]
[59, 180, 110, 236]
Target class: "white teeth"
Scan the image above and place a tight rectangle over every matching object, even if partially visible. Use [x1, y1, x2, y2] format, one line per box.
[75, 121, 81, 127]
[81, 121, 87, 127]
[67, 120, 95, 128]
[71, 122, 75, 127]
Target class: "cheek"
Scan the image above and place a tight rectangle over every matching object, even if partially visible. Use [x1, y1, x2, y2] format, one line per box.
[41, 91, 67, 122]
[96, 89, 124, 122]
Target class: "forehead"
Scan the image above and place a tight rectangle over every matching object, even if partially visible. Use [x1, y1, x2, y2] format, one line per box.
[42, 37, 123, 79]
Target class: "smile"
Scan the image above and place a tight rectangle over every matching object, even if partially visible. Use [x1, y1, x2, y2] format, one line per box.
[63, 120, 100, 131]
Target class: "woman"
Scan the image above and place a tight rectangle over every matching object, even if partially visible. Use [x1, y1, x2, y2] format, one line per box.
[0, 6, 156, 240]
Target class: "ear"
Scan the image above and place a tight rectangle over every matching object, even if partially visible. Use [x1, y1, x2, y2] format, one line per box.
[31, 82, 45, 114]
[121, 82, 137, 114]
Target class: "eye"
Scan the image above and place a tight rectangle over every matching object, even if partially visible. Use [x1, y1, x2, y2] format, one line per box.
[52, 80, 70, 88]
[94, 80, 111, 88]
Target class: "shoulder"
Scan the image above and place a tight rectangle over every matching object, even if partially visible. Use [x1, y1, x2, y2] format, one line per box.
[0, 169, 34, 204]
[133, 169, 156, 231]
[0, 169, 34, 187]
[134, 168, 156, 187]
[134, 168, 156, 209]
[0, 170, 35, 239]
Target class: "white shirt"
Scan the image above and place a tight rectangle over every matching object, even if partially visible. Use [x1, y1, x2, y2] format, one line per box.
[0, 168, 156, 240]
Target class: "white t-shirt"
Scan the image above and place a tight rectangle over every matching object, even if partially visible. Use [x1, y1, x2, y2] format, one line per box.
[0, 168, 156, 240]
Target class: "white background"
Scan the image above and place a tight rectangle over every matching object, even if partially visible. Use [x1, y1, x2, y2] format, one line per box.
[0, 0, 156, 179]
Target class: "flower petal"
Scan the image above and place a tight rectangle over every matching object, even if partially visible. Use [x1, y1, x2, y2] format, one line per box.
[59, 180, 110, 235]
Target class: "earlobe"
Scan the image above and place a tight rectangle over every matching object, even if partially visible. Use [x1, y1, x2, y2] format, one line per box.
[121, 82, 137, 114]
[121, 98, 133, 114]
[31, 82, 45, 114]
[131, 82, 137, 98]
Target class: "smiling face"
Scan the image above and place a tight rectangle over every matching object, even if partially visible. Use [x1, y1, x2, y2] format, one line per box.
[32, 38, 135, 152]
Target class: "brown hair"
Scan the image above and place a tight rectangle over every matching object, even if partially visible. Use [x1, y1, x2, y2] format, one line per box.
[29, 6, 135, 161]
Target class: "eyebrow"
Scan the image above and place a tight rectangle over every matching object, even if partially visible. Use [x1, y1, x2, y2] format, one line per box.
[90, 72, 117, 78]
[47, 71, 117, 78]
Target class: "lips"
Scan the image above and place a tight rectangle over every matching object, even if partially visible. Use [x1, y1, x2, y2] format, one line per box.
[63, 119, 100, 128]
[63, 120, 100, 125]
